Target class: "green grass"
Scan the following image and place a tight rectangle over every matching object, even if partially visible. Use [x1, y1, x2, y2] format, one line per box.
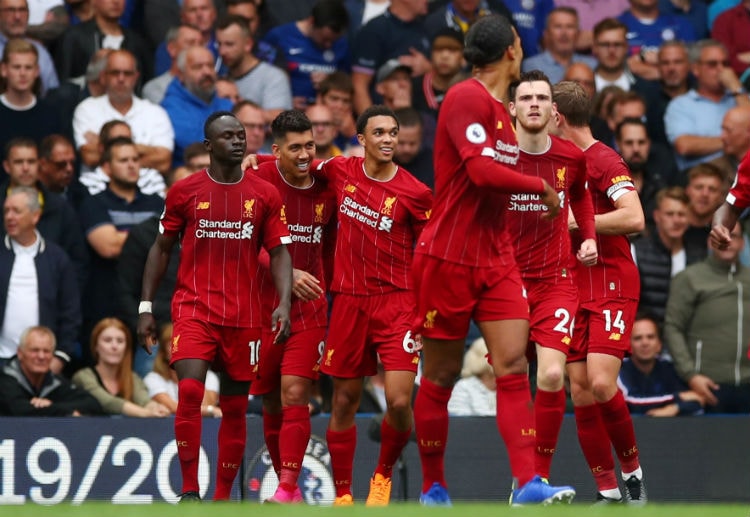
[0, 502, 747, 517]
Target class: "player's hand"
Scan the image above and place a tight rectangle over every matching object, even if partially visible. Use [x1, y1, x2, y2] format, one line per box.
[137, 313, 158, 355]
[688, 374, 719, 406]
[709, 223, 732, 250]
[271, 304, 291, 344]
[539, 181, 561, 220]
[292, 268, 323, 301]
[576, 238, 598, 266]
[241, 153, 259, 171]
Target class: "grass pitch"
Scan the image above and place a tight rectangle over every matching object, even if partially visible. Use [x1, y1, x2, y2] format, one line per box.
[0, 502, 747, 517]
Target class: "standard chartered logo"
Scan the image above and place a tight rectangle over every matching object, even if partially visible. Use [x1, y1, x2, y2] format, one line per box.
[339, 196, 393, 233]
[195, 218, 254, 239]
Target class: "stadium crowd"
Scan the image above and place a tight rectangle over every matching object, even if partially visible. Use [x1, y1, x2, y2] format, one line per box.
[0, 0, 749, 505]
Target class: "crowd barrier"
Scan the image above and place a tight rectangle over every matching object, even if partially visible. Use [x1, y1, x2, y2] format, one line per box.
[0, 415, 747, 504]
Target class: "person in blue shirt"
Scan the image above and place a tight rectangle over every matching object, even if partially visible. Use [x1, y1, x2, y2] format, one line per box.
[262, 0, 350, 109]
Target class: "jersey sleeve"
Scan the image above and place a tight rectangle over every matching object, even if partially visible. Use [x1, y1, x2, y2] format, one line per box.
[598, 155, 636, 203]
[260, 185, 293, 250]
[159, 182, 186, 236]
[570, 153, 596, 241]
[410, 183, 434, 238]
[727, 155, 750, 209]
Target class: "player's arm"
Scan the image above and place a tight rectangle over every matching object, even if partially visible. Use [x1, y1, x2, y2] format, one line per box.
[410, 186, 434, 238]
[268, 244, 292, 344]
[593, 190, 644, 235]
[570, 159, 598, 265]
[137, 232, 179, 354]
[710, 202, 742, 250]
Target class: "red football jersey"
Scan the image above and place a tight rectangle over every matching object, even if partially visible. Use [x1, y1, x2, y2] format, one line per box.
[727, 152, 750, 210]
[316, 156, 433, 295]
[574, 142, 640, 301]
[160, 169, 291, 327]
[255, 161, 336, 330]
[508, 135, 595, 280]
[418, 78, 546, 267]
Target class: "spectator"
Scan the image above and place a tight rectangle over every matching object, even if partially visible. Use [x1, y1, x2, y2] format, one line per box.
[54, 0, 152, 83]
[72, 49, 174, 175]
[215, 76, 239, 104]
[0, 187, 80, 373]
[350, 0, 431, 115]
[141, 25, 202, 105]
[522, 7, 597, 84]
[343, 0, 390, 37]
[305, 103, 344, 159]
[553, 0, 630, 53]
[664, 222, 750, 413]
[664, 39, 750, 173]
[563, 61, 596, 98]
[424, 1, 513, 41]
[711, 0, 750, 77]
[317, 71, 359, 154]
[0, 139, 88, 290]
[617, 0, 696, 81]
[0, 0, 59, 95]
[393, 106, 433, 189]
[262, 0, 350, 109]
[412, 27, 464, 125]
[683, 162, 727, 256]
[0, 39, 61, 163]
[232, 99, 271, 154]
[615, 118, 667, 222]
[152, 0, 219, 77]
[374, 59, 412, 111]
[37, 134, 89, 210]
[216, 14, 292, 123]
[78, 120, 166, 197]
[657, 0, 708, 40]
[632, 40, 694, 147]
[713, 105, 750, 180]
[72, 317, 170, 416]
[631, 186, 704, 325]
[0, 326, 102, 415]
[617, 313, 704, 416]
[77, 137, 164, 357]
[161, 46, 233, 168]
[591, 18, 634, 92]
[447, 338, 496, 416]
[143, 322, 221, 416]
[182, 141, 210, 171]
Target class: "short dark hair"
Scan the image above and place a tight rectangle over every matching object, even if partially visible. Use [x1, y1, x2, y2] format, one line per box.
[39, 134, 74, 160]
[463, 14, 515, 67]
[101, 136, 135, 164]
[509, 69, 552, 102]
[183, 142, 208, 165]
[614, 117, 648, 142]
[356, 105, 398, 135]
[271, 110, 313, 142]
[319, 71, 353, 97]
[394, 107, 422, 128]
[216, 13, 253, 37]
[311, 0, 349, 33]
[4, 137, 37, 159]
[99, 119, 130, 145]
[553, 81, 591, 127]
[204, 110, 237, 139]
[655, 185, 689, 208]
[593, 18, 627, 39]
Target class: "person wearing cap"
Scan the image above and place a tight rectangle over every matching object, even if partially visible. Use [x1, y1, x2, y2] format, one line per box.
[374, 59, 414, 110]
[413, 27, 467, 121]
[521, 7, 598, 84]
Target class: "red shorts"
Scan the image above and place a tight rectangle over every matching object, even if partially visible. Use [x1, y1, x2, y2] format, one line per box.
[171, 318, 261, 382]
[526, 278, 579, 355]
[320, 291, 420, 378]
[412, 253, 529, 340]
[567, 297, 638, 362]
[250, 327, 326, 395]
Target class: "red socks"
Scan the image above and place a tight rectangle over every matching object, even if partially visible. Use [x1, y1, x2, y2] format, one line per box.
[534, 388, 566, 478]
[278, 404, 310, 490]
[374, 418, 412, 478]
[598, 390, 640, 473]
[175, 378, 204, 494]
[574, 403, 618, 491]
[326, 426, 357, 497]
[414, 378, 452, 492]
[495, 374, 535, 487]
[262, 409, 283, 476]
[213, 394, 248, 500]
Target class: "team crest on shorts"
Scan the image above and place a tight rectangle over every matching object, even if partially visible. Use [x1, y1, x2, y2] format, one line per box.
[245, 435, 335, 505]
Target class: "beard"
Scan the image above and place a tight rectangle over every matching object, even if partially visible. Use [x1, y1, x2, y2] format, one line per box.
[624, 157, 647, 173]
